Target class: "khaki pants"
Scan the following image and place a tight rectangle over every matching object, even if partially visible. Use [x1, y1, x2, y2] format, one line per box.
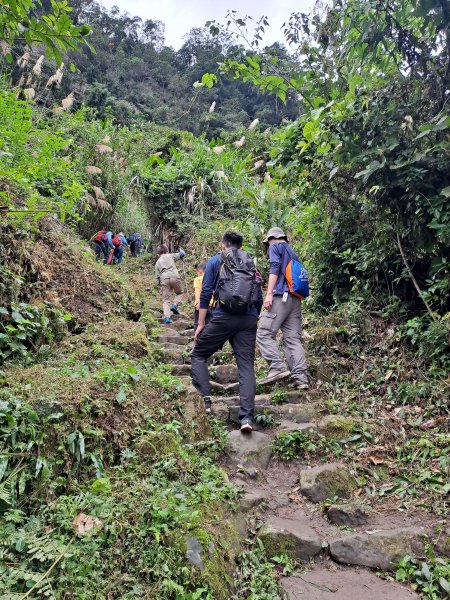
[161, 277, 184, 317]
[256, 294, 308, 383]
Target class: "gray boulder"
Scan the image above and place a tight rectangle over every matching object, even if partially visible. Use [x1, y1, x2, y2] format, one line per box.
[259, 517, 323, 561]
[212, 364, 238, 384]
[185, 536, 204, 570]
[300, 463, 357, 503]
[327, 503, 367, 527]
[329, 527, 427, 570]
[225, 430, 272, 470]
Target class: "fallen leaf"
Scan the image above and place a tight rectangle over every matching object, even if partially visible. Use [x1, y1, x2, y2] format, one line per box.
[385, 369, 394, 381]
[368, 454, 384, 465]
[354, 488, 363, 497]
[73, 513, 103, 535]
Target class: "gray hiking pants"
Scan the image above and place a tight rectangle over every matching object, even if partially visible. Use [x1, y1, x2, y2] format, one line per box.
[256, 294, 308, 382]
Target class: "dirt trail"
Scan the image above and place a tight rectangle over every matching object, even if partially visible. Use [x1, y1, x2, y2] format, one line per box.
[156, 312, 429, 598]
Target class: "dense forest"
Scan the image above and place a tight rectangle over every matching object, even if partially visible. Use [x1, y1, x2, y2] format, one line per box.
[0, 0, 449, 598]
[7, 0, 300, 134]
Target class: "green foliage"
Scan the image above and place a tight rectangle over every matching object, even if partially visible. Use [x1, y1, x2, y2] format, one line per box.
[0, 303, 71, 363]
[395, 546, 450, 599]
[214, 0, 450, 321]
[21, 2, 299, 134]
[0, 87, 85, 222]
[0, 0, 91, 65]
[402, 315, 450, 372]
[273, 431, 317, 461]
[233, 540, 293, 599]
[138, 133, 269, 241]
[254, 410, 276, 428]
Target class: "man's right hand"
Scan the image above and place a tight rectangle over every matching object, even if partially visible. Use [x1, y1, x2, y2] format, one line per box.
[194, 324, 205, 343]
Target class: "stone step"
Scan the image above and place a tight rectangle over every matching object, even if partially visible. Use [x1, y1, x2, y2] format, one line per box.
[170, 364, 191, 376]
[212, 390, 317, 407]
[278, 420, 317, 434]
[329, 527, 426, 571]
[210, 364, 238, 384]
[159, 318, 191, 332]
[280, 565, 419, 599]
[225, 429, 272, 472]
[259, 516, 323, 561]
[210, 381, 239, 395]
[211, 402, 318, 426]
[299, 463, 357, 503]
[158, 334, 190, 346]
[161, 346, 190, 365]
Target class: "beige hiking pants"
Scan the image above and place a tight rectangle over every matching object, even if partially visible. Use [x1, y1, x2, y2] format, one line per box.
[256, 294, 308, 383]
[161, 277, 184, 317]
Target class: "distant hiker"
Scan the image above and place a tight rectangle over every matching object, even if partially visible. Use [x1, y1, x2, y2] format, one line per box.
[110, 232, 128, 265]
[92, 229, 109, 263]
[128, 232, 143, 257]
[155, 244, 186, 324]
[191, 231, 263, 432]
[256, 227, 309, 390]
[193, 262, 211, 329]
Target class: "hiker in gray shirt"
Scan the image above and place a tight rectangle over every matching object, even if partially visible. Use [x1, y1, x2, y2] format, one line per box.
[155, 245, 186, 324]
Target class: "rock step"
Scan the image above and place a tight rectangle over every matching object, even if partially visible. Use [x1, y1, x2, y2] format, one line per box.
[259, 516, 323, 561]
[159, 318, 191, 331]
[225, 429, 272, 471]
[280, 566, 419, 599]
[213, 390, 318, 407]
[170, 364, 191, 376]
[299, 463, 357, 503]
[158, 334, 190, 346]
[212, 402, 318, 425]
[329, 527, 426, 571]
[210, 364, 239, 384]
[161, 346, 190, 365]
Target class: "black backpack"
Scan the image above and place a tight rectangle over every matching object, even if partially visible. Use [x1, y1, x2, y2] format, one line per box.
[216, 248, 261, 313]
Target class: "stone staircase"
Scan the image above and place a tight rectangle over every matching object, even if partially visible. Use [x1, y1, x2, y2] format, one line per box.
[157, 313, 424, 599]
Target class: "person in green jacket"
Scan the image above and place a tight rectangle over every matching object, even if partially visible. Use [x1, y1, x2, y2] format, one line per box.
[155, 245, 186, 324]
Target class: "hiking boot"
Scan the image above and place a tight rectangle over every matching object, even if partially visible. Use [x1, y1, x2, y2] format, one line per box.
[164, 317, 172, 324]
[289, 379, 309, 390]
[258, 369, 290, 386]
[240, 418, 253, 433]
[203, 396, 212, 414]
[170, 304, 180, 315]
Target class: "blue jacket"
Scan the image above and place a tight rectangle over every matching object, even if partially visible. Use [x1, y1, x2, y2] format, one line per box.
[105, 231, 114, 249]
[200, 252, 263, 317]
[269, 242, 299, 295]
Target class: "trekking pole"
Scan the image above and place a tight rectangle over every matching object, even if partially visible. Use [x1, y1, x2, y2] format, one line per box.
[181, 258, 191, 303]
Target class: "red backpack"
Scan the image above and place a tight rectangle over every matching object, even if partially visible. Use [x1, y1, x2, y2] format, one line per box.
[112, 233, 123, 247]
[94, 230, 106, 242]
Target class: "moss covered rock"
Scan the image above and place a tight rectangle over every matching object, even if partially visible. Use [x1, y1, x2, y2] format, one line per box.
[318, 415, 356, 439]
[259, 516, 323, 561]
[329, 528, 427, 570]
[300, 463, 357, 503]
